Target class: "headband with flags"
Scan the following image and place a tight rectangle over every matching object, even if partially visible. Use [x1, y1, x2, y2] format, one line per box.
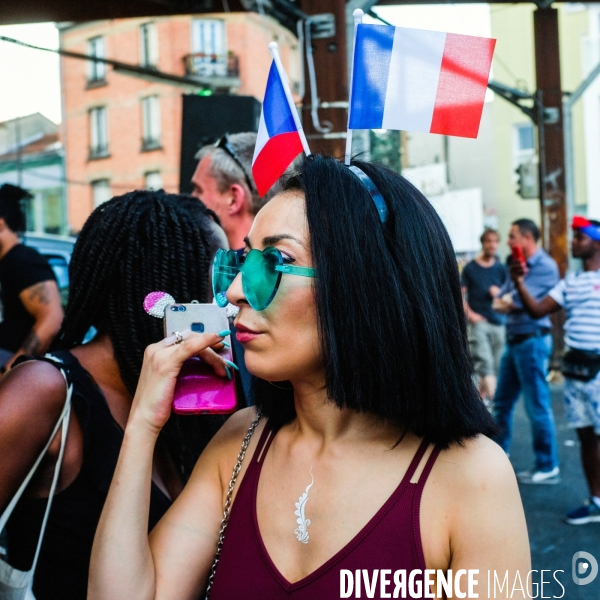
[252, 40, 389, 224]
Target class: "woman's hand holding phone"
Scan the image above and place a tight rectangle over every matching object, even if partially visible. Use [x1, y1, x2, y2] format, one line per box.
[130, 331, 229, 435]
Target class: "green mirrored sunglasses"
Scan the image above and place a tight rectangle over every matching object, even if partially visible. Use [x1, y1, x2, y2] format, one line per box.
[212, 247, 316, 311]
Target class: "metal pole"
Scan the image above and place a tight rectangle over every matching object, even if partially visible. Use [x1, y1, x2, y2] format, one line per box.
[563, 101, 574, 228]
[536, 91, 549, 251]
[345, 8, 363, 165]
[534, 7, 568, 277]
[443, 136, 450, 185]
[563, 59, 600, 228]
[299, 0, 348, 157]
[15, 117, 22, 188]
[534, 7, 567, 368]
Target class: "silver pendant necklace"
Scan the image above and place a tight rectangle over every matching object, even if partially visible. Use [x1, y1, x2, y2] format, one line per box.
[294, 468, 314, 544]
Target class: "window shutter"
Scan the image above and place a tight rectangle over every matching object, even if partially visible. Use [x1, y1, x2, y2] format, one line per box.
[87, 37, 106, 82]
[92, 180, 111, 207]
[142, 98, 149, 141]
[149, 23, 159, 66]
[90, 109, 98, 151]
[141, 97, 161, 148]
[99, 107, 108, 150]
[90, 107, 108, 154]
[140, 23, 159, 67]
[96, 38, 106, 79]
[145, 171, 163, 190]
[86, 40, 94, 81]
[151, 96, 161, 140]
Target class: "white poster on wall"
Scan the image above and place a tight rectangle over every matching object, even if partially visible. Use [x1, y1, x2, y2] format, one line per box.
[402, 163, 448, 197]
[428, 188, 484, 253]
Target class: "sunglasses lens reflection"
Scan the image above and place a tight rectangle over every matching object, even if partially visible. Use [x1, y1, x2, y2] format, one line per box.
[242, 248, 281, 311]
[212, 250, 238, 307]
[212, 247, 285, 311]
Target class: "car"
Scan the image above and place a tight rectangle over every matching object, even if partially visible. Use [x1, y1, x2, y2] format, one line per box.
[22, 232, 76, 306]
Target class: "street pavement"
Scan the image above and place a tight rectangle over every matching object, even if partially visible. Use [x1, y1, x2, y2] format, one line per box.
[509, 381, 600, 599]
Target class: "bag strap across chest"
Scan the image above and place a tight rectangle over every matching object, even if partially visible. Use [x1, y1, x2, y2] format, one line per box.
[0, 355, 73, 578]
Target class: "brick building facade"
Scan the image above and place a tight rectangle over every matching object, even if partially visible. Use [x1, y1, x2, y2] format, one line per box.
[59, 14, 300, 231]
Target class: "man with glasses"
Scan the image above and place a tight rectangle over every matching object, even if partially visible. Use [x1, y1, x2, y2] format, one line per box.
[191, 132, 265, 250]
[192, 133, 265, 406]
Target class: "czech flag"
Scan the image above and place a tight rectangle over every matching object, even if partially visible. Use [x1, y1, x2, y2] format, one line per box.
[349, 25, 496, 139]
[252, 59, 307, 197]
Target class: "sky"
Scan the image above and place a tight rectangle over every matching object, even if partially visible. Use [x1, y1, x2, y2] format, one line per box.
[0, 5, 491, 125]
[369, 3, 491, 36]
[0, 23, 61, 124]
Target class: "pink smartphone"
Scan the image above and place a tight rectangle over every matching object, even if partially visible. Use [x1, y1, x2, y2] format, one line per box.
[164, 303, 237, 415]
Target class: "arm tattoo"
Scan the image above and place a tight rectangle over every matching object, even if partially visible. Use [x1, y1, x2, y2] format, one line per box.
[20, 331, 42, 355]
[27, 282, 51, 305]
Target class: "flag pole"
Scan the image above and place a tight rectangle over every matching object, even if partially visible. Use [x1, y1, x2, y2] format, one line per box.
[268, 42, 311, 157]
[345, 8, 363, 166]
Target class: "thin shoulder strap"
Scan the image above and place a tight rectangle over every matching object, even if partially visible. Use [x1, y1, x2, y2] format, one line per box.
[412, 445, 442, 570]
[250, 419, 274, 466]
[414, 445, 442, 491]
[404, 439, 430, 484]
[0, 364, 72, 575]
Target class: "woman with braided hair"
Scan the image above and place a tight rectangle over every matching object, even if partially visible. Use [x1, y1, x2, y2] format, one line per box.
[0, 190, 229, 600]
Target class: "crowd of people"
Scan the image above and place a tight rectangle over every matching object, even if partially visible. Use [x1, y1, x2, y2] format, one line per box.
[0, 130, 596, 599]
[462, 217, 600, 524]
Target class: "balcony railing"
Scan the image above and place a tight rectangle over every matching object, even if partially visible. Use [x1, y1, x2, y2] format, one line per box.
[141, 137, 162, 152]
[89, 144, 109, 160]
[184, 52, 240, 79]
[86, 74, 107, 89]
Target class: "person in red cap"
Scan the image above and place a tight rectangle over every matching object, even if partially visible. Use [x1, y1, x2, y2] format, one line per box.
[510, 215, 600, 524]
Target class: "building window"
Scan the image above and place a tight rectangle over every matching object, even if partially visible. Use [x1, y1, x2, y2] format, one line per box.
[190, 19, 227, 77]
[140, 22, 159, 68]
[141, 96, 161, 151]
[145, 171, 163, 190]
[42, 189, 65, 234]
[513, 123, 536, 167]
[86, 36, 106, 84]
[91, 179, 111, 207]
[89, 107, 109, 159]
[517, 124, 534, 152]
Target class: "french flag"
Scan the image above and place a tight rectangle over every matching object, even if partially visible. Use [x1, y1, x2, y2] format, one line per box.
[252, 50, 308, 197]
[349, 25, 496, 139]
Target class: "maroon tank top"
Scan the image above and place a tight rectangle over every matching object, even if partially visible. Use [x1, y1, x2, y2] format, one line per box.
[210, 421, 441, 599]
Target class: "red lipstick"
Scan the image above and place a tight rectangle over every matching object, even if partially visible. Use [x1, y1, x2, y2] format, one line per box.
[234, 323, 261, 343]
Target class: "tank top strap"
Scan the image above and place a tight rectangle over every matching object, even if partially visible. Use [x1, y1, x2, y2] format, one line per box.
[249, 419, 275, 467]
[402, 438, 431, 484]
[414, 444, 442, 492]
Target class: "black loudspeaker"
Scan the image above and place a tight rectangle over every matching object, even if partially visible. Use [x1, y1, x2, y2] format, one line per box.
[179, 95, 261, 194]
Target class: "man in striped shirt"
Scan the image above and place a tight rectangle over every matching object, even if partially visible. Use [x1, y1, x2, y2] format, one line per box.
[511, 216, 600, 524]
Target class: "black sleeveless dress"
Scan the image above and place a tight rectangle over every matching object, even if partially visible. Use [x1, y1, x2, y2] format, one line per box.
[5, 350, 172, 600]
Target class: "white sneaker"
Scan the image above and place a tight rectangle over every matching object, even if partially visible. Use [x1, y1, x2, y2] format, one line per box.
[517, 466, 560, 484]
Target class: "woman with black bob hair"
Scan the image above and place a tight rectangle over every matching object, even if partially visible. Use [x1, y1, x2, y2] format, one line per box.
[91, 156, 530, 600]
[254, 156, 494, 441]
